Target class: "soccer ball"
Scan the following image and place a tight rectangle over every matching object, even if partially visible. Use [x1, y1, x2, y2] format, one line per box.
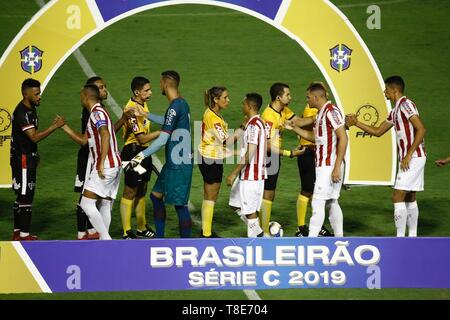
[269, 221, 284, 237]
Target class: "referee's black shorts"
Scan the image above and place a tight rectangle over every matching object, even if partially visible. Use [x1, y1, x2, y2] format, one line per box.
[121, 143, 153, 188]
[297, 145, 316, 194]
[198, 154, 223, 184]
[74, 145, 89, 193]
[264, 154, 281, 191]
[11, 152, 38, 199]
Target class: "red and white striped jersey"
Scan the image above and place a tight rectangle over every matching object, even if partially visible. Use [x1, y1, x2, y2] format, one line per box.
[314, 101, 345, 167]
[387, 96, 426, 160]
[86, 103, 121, 169]
[239, 115, 267, 181]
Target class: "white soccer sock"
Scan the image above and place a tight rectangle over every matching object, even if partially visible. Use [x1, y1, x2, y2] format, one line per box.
[394, 202, 408, 237]
[98, 199, 112, 232]
[247, 217, 263, 238]
[406, 201, 419, 237]
[235, 208, 248, 225]
[80, 197, 111, 240]
[309, 198, 326, 237]
[327, 199, 344, 237]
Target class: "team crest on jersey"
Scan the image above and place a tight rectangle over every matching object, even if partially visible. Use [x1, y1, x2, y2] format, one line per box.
[330, 44, 352, 72]
[20, 45, 44, 74]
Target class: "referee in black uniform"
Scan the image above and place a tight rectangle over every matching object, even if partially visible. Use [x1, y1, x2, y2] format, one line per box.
[11, 78, 65, 241]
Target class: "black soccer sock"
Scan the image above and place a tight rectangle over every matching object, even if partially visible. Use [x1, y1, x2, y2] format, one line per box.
[13, 201, 20, 230]
[18, 204, 32, 233]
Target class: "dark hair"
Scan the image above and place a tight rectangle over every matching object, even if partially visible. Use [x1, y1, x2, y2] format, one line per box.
[270, 82, 289, 102]
[307, 82, 327, 97]
[385, 75, 405, 93]
[86, 76, 103, 85]
[245, 93, 263, 111]
[161, 70, 180, 85]
[21, 78, 41, 92]
[83, 84, 100, 100]
[204, 86, 227, 107]
[131, 76, 150, 92]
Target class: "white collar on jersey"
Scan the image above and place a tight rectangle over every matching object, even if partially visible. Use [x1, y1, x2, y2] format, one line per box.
[245, 114, 260, 126]
[89, 102, 102, 112]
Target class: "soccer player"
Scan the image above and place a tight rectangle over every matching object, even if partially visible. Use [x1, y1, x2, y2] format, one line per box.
[10, 78, 65, 241]
[62, 85, 122, 240]
[346, 76, 426, 237]
[198, 87, 244, 238]
[227, 93, 266, 238]
[120, 76, 160, 239]
[295, 82, 333, 237]
[435, 156, 450, 167]
[74, 76, 107, 240]
[127, 70, 193, 238]
[260, 83, 309, 236]
[287, 83, 348, 237]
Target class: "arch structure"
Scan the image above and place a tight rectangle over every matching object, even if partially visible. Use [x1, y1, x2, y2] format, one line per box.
[0, 0, 396, 187]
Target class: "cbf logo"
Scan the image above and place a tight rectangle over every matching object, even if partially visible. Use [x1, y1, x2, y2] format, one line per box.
[330, 44, 352, 72]
[20, 45, 44, 74]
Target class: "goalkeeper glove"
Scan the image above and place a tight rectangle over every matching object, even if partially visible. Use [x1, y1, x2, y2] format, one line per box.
[125, 152, 145, 172]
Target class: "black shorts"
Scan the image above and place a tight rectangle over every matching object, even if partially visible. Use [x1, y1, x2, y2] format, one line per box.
[74, 145, 89, 192]
[11, 153, 37, 198]
[198, 155, 223, 184]
[297, 146, 316, 194]
[264, 154, 281, 191]
[121, 143, 153, 188]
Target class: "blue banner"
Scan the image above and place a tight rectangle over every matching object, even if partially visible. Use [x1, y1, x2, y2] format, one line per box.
[19, 238, 450, 292]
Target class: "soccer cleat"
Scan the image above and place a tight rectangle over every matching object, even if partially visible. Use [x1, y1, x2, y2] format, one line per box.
[78, 234, 89, 240]
[318, 225, 334, 237]
[136, 225, 157, 239]
[122, 230, 137, 239]
[295, 225, 309, 237]
[19, 234, 38, 241]
[86, 232, 100, 240]
[12, 230, 20, 241]
[200, 230, 222, 238]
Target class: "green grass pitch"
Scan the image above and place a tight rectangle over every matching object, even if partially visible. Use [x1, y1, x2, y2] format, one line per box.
[0, 0, 449, 299]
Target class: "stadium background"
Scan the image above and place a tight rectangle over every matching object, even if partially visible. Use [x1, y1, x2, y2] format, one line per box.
[0, 0, 449, 299]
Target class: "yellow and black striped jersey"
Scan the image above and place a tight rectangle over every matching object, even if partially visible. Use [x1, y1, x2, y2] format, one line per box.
[198, 108, 231, 159]
[300, 104, 317, 146]
[123, 98, 151, 147]
[261, 105, 295, 150]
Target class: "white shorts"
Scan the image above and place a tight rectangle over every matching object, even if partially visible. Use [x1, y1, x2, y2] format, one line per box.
[394, 157, 426, 191]
[229, 178, 264, 216]
[83, 166, 122, 199]
[313, 164, 344, 200]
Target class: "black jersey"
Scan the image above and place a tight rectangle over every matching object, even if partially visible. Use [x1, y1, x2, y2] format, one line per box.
[11, 102, 38, 156]
[81, 106, 90, 134]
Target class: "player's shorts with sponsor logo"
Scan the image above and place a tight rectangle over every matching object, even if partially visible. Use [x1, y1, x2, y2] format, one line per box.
[394, 157, 426, 192]
[10, 152, 38, 197]
[198, 153, 223, 184]
[312, 163, 344, 200]
[229, 178, 265, 216]
[83, 166, 121, 199]
[121, 143, 153, 188]
[74, 145, 89, 192]
[152, 164, 193, 206]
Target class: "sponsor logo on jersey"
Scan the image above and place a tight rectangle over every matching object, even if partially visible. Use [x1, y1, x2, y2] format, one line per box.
[166, 108, 176, 126]
[330, 44, 352, 72]
[20, 45, 44, 74]
[214, 123, 227, 141]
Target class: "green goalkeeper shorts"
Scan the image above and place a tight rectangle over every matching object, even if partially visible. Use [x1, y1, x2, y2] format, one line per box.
[152, 164, 193, 206]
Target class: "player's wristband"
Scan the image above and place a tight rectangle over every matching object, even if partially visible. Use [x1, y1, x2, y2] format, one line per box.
[282, 149, 292, 157]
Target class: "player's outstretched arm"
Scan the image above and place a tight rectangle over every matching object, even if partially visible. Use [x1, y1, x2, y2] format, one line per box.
[61, 123, 88, 146]
[24, 115, 65, 143]
[114, 108, 135, 133]
[436, 156, 450, 167]
[353, 117, 393, 137]
[147, 113, 165, 125]
[127, 132, 170, 170]
[136, 131, 161, 145]
[292, 116, 314, 128]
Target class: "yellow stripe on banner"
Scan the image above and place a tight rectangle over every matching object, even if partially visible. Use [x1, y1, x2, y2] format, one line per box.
[0, 0, 100, 186]
[281, 0, 395, 184]
[0, 242, 43, 293]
